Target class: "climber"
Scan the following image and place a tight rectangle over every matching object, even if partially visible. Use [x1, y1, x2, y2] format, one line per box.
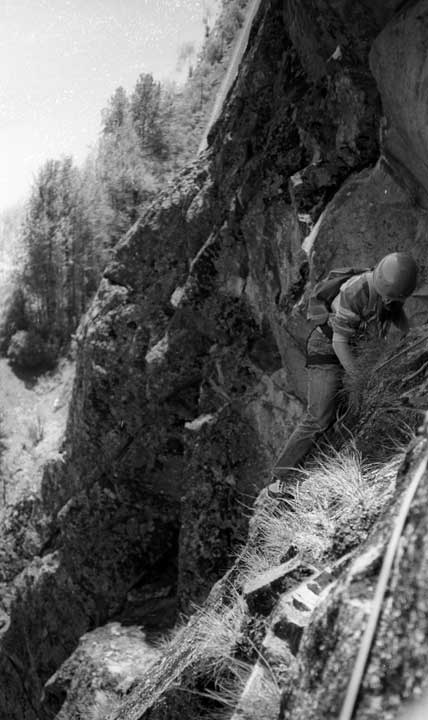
[267, 251, 418, 499]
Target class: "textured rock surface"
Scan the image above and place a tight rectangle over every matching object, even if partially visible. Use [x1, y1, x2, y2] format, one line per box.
[1, 0, 428, 718]
[371, 0, 428, 208]
[281, 441, 428, 720]
[105, 370, 428, 720]
[44, 623, 159, 720]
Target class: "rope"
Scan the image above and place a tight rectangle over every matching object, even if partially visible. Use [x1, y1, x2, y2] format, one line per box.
[338, 443, 428, 720]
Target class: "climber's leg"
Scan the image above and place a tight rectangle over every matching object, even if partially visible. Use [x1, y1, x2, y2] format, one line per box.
[274, 364, 342, 472]
[267, 362, 342, 498]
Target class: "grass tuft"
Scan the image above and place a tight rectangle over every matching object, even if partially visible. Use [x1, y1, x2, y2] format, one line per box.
[155, 588, 248, 683]
[196, 658, 281, 720]
[190, 592, 248, 678]
[241, 443, 402, 580]
[342, 327, 427, 459]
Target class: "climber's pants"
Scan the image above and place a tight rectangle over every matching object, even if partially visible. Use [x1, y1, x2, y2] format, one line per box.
[273, 329, 343, 478]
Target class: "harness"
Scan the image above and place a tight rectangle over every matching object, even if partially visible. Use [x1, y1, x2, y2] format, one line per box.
[306, 324, 340, 367]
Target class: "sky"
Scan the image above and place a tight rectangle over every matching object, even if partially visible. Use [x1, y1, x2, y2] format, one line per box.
[0, 0, 216, 213]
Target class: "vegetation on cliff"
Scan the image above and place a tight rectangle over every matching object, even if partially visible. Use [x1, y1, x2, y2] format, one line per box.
[0, 0, 250, 369]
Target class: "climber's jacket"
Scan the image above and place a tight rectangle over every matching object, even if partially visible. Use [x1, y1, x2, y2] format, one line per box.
[306, 271, 408, 367]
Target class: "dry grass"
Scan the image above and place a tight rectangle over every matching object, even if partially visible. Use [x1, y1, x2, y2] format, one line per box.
[190, 593, 248, 678]
[240, 443, 402, 580]
[153, 613, 190, 653]
[142, 592, 261, 719]
[297, 446, 400, 524]
[343, 332, 399, 413]
[342, 328, 428, 458]
[155, 589, 248, 682]
[196, 658, 281, 720]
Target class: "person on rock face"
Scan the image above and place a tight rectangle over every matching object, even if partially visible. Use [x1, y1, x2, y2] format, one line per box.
[267, 251, 418, 499]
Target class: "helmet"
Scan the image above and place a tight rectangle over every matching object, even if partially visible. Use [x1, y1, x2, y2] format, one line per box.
[373, 252, 418, 300]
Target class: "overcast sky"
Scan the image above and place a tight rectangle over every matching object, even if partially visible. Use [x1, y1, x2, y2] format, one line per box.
[0, 0, 215, 213]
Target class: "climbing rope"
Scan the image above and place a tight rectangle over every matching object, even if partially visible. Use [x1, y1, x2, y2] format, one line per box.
[338, 434, 428, 720]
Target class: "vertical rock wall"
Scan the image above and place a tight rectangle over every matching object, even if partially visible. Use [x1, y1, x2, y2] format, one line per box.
[2, 0, 428, 717]
[371, 0, 428, 209]
[61, 0, 389, 608]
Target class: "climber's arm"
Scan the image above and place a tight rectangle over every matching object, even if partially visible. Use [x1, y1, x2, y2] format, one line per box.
[332, 333, 358, 376]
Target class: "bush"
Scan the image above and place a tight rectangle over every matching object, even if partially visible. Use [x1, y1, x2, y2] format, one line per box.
[206, 37, 224, 64]
[0, 285, 27, 355]
[7, 330, 56, 371]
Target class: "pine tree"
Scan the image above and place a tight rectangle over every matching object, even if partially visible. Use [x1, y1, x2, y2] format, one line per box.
[101, 86, 130, 135]
[20, 157, 96, 358]
[130, 73, 171, 160]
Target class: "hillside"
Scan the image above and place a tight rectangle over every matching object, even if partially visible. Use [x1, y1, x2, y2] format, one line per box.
[1, 1, 428, 719]
[0, 358, 73, 509]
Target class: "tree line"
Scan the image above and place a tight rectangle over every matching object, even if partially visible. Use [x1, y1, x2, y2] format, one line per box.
[2, 0, 249, 371]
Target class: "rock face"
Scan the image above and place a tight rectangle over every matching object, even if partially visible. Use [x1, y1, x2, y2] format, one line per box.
[371, 0, 428, 208]
[281, 441, 428, 720]
[45, 622, 159, 720]
[2, 0, 428, 718]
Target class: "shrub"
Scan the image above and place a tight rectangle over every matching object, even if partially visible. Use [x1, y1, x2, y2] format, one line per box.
[206, 37, 224, 64]
[0, 285, 27, 355]
[7, 330, 56, 370]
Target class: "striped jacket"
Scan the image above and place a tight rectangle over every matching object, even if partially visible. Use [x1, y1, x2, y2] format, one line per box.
[330, 270, 407, 339]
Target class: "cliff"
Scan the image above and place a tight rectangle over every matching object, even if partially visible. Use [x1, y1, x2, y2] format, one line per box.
[1, 1, 428, 718]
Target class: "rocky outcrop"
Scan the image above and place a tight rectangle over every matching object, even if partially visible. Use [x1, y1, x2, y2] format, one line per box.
[44, 623, 159, 720]
[2, 0, 428, 718]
